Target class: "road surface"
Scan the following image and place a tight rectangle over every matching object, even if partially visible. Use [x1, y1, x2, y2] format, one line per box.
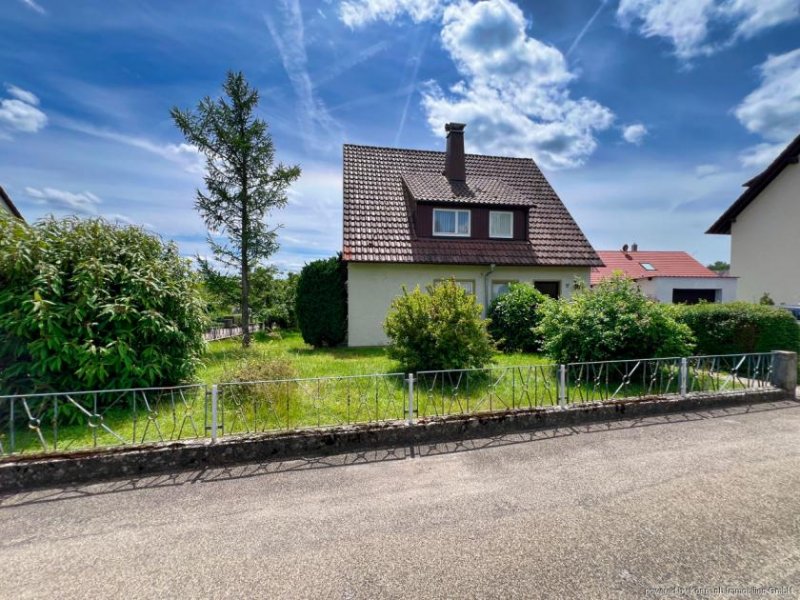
[2, 400, 800, 599]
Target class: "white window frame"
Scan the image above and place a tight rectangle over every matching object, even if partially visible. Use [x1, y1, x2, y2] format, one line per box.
[489, 210, 514, 239]
[432, 208, 471, 237]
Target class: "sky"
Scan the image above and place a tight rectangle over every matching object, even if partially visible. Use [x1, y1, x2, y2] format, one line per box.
[1, 0, 799, 272]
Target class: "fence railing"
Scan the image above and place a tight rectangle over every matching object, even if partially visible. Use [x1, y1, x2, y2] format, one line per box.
[0, 352, 785, 457]
[203, 322, 265, 342]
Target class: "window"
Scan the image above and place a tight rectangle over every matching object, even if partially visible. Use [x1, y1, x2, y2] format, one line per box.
[434, 279, 475, 295]
[433, 208, 470, 237]
[534, 280, 560, 299]
[640, 262, 656, 271]
[491, 280, 517, 301]
[489, 211, 514, 238]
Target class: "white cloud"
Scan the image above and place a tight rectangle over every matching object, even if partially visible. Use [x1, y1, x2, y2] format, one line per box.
[695, 163, 722, 177]
[418, 0, 614, 169]
[734, 48, 800, 169]
[0, 85, 47, 134]
[266, 0, 342, 153]
[622, 123, 648, 144]
[25, 187, 101, 214]
[19, 0, 46, 15]
[617, 0, 800, 61]
[339, 0, 445, 27]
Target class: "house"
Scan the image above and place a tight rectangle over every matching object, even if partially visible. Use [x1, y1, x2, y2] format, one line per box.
[707, 132, 800, 305]
[0, 186, 23, 220]
[342, 122, 602, 347]
[591, 247, 737, 304]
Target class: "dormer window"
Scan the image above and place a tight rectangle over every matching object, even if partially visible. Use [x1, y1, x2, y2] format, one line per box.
[489, 211, 514, 238]
[433, 208, 470, 237]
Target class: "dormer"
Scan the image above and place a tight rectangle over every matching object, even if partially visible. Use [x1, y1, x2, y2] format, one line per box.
[401, 123, 533, 241]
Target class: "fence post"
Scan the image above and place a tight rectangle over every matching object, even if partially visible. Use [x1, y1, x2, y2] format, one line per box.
[407, 373, 415, 425]
[558, 364, 567, 409]
[680, 357, 688, 396]
[771, 351, 798, 394]
[211, 384, 218, 442]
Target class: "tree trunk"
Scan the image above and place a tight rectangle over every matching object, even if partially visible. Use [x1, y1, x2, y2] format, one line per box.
[241, 197, 251, 348]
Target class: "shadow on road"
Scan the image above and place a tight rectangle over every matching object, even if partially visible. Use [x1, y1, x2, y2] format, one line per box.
[2, 399, 798, 508]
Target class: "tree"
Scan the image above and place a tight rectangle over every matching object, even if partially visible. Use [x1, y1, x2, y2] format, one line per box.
[0, 214, 207, 394]
[171, 71, 300, 347]
[707, 260, 730, 273]
[296, 256, 348, 347]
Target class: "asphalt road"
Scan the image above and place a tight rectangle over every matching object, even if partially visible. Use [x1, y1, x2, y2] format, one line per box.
[2, 400, 800, 599]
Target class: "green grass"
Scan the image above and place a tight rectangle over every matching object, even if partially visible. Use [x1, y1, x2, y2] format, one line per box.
[1, 332, 759, 456]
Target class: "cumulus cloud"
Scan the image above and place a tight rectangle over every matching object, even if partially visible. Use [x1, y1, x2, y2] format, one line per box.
[25, 187, 101, 214]
[339, 0, 445, 27]
[417, 0, 613, 169]
[622, 123, 648, 144]
[617, 0, 799, 61]
[734, 48, 800, 168]
[0, 84, 47, 135]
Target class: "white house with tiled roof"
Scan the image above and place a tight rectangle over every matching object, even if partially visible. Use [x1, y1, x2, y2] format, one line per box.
[342, 123, 601, 346]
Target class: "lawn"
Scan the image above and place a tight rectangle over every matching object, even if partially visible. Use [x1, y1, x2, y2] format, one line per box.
[2, 332, 765, 456]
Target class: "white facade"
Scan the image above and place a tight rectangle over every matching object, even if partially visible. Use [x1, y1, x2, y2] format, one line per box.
[347, 262, 590, 347]
[635, 276, 737, 304]
[729, 163, 800, 305]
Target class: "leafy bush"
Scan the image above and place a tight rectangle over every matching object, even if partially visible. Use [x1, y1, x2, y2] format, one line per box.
[0, 215, 207, 394]
[487, 283, 548, 352]
[537, 275, 694, 363]
[384, 279, 495, 371]
[220, 358, 300, 428]
[295, 256, 347, 347]
[672, 301, 799, 355]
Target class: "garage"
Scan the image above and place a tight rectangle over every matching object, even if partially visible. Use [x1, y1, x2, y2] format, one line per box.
[672, 289, 717, 304]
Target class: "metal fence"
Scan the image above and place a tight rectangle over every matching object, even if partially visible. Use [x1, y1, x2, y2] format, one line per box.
[0, 352, 782, 458]
[203, 322, 265, 342]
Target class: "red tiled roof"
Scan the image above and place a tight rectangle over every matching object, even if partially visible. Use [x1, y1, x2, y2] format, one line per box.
[591, 251, 722, 284]
[342, 144, 601, 266]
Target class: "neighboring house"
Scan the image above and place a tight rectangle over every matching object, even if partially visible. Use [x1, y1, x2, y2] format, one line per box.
[0, 186, 23, 220]
[342, 122, 602, 347]
[591, 247, 737, 304]
[707, 132, 800, 305]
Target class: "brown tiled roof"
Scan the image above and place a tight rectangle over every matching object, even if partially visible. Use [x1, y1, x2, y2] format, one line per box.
[342, 144, 601, 266]
[401, 173, 533, 206]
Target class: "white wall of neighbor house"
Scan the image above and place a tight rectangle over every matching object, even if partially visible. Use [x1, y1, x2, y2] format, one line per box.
[635, 277, 738, 303]
[730, 163, 800, 305]
[347, 262, 590, 347]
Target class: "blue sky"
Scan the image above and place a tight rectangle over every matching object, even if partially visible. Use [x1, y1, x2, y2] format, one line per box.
[2, 0, 799, 271]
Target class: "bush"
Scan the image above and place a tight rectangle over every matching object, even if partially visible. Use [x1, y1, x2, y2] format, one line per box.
[0, 215, 207, 394]
[537, 275, 694, 363]
[487, 283, 548, 352]
[384, 279, 495, 371]
[672, 301, 800, 355]
[295, 256, 347, 347]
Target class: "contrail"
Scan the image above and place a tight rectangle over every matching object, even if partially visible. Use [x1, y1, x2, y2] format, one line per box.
[567, 0, 609, 57]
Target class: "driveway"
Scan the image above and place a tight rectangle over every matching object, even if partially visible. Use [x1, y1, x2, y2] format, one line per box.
[2, 400, 800, 599]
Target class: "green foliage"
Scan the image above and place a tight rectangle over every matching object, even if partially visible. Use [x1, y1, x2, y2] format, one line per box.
[537, 275, 694, 363]
[256, 271, 298, 329]
[487, 283, 548, 352]
[172, 71, 301, 347]
[672, 301, 799, 355]
[295, 256, 347, 347]
[384, 279, 495, 372]
[759, 292, 775, 306]
[706, 260, 730, 273]
[0, 215, 207, 394]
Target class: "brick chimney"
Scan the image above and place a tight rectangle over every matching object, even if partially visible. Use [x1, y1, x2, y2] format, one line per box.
[443, 122, 466, 181]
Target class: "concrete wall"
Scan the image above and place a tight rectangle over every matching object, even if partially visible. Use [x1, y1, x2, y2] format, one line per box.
[636, 277, 738, 303]
[730, 163, 800, 305]
[347, 262, 590, 347]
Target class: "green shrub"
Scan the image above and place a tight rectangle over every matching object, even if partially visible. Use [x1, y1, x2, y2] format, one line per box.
[295, 255, 347, 347]
[672, 301, 799, 355]
[384, 279, 495, 371]
[487, 283, 548, 352]
[0, 215, 207, 394]
[537, 275, 694, 363]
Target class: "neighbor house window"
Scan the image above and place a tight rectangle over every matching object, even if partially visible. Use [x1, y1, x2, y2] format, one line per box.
[534, 281, 560, 299]
[434, 279, 475, 295]
[640, 262, 656, 271]
[489, 211, 514, 239]
[491, 280, 517, 301]
[433, 208, 470, 237]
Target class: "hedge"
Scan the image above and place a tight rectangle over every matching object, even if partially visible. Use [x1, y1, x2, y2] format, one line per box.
[487, 282, 548, 352]
[672, 301, 800, 356]
[295, 255, 347, 347]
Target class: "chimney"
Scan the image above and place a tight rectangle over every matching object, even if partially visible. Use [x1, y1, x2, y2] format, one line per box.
[631, 243, 638, 252]
[622, 244, 629, 252]
[443, 122, 466, 181]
